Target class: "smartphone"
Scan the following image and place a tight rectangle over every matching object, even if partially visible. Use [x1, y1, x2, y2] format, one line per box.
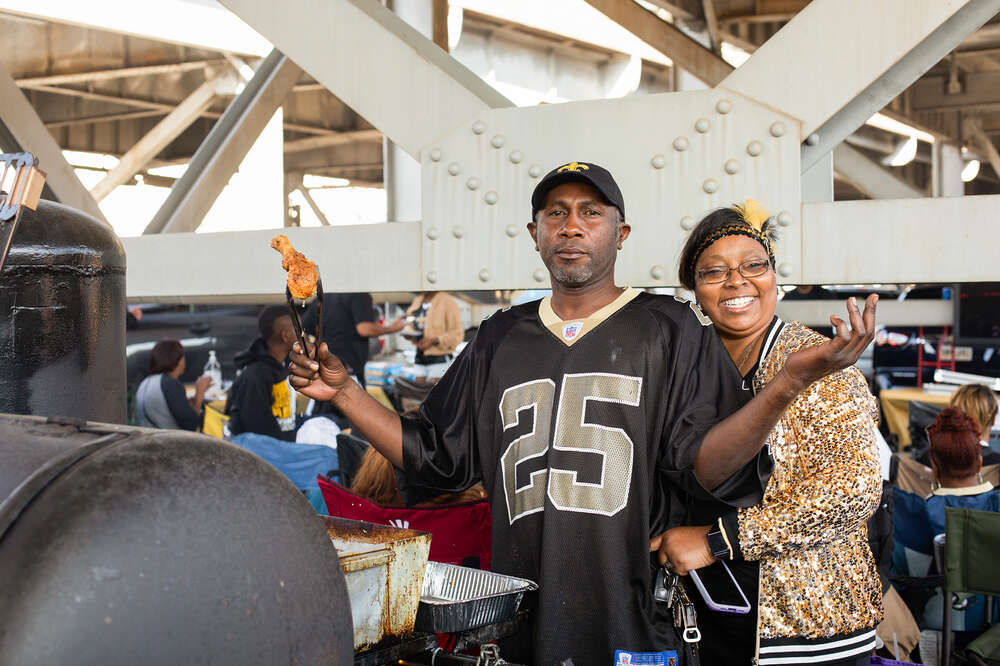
[688, 560, 751, 614]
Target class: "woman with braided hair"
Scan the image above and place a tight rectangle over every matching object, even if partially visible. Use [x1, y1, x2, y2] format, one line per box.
[656, 201, 884, 665]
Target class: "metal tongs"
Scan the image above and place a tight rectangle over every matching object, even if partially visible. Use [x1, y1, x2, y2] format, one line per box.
[286, 267, 323, 362]
[0, 152, 47, 273]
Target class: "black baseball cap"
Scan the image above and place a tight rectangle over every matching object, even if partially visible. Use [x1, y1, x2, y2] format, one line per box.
[530, 161, 626, 220]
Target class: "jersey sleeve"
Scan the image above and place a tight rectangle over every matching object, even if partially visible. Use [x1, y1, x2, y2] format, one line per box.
[400, 317, 497, 493]
[655, 302, 763, 508]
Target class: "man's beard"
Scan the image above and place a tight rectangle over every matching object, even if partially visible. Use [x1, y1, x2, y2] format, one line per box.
[549, 262, 595, 287]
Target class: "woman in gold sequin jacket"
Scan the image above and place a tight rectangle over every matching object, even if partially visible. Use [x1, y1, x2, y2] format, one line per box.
[658, 202, 884, 666]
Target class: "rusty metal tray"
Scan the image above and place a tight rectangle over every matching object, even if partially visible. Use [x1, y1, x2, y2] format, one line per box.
[414, 562, 538, 633]
[323, 516, 431, 652]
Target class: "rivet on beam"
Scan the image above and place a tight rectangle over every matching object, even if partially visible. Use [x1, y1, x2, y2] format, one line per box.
[528, 165, 543, 178]
[703, 179, 719, 194]
[478, 268, 491, 282]
[724, 159, 740, 175]
[716, 99, 732, 115]
[509, 150, 524, 164]
[426, 270, 438, 283]
[429, 149, 442, 162]
[490, 135, 505, 149]
[695, 118, 711, 134]
[472, 121, 487, 135]
[747, 141, 763, 157]
[680, 216, 695, 230]
[777, 211, 793, 227]
[533, 268, 546, 283]
[485, 191, 499, 205]
[505, 225, 518, 238]
[426, 227, 439, 240]
[673, 137, 689, 152]
[466, 177, 480, 190]
[651, 155, 666, 169]
[770, 122, 786, 138]
[650, 265, 665, 280]
[805, 133, 820, 146]
[778, 263, 793, 277]
[453, 227, 465, 238]
[447, 162, 461, 176]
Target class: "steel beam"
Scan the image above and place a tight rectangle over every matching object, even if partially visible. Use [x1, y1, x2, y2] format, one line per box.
[144, 50, 301, 234]
[721, 0, 1000, 171]
[16, 60, 222, 88]
[283, 129, 382, 154]
[913, 69, 1000, 111]
[219, 0, 512, 159]
[832, 144, 925, 199]
[296, 188, 331, 227]
[777, 300, 953, 328]
[122, 223, 422, 302]
[45, 109, 167, 129]
[801, 195, 1000, 284]
[0, 63, 107, 222]
[964, 118, 1000, 178]
[582, 0, 731, 86]
[90, 71, 236, 202]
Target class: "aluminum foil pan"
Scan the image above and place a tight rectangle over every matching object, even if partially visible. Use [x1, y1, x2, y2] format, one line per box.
[414, 562, 538, 633]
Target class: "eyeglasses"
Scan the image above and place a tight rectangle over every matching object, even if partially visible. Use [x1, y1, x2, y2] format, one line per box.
[696, 259, 771, 284]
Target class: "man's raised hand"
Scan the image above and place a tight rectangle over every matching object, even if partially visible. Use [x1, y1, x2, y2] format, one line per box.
[783, 294, 878, 389]
[288, 342, 353, 403]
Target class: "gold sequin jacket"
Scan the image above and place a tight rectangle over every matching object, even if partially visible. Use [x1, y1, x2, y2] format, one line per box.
[719, 323, 884, 640]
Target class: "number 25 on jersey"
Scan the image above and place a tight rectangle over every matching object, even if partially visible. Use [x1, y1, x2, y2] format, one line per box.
[499, 372, 642, 524]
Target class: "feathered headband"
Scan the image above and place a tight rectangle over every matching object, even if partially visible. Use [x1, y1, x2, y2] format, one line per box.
[687, 199, 778, 275]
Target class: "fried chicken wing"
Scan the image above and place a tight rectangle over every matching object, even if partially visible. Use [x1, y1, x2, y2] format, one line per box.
[271, 234, 319, 301]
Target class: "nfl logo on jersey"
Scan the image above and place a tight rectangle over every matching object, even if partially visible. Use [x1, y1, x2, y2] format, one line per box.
[562, 321, 583, 340]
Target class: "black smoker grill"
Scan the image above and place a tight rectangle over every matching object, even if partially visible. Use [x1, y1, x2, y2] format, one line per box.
[0, 414, 354, 665]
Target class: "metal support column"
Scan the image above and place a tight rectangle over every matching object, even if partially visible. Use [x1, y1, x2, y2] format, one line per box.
[90, 70, 237, 202]
[0, 64, 107, 222]
[143, 50, 301, 234]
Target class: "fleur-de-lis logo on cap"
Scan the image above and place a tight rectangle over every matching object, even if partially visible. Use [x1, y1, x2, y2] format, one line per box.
[557, 162, 590, 172]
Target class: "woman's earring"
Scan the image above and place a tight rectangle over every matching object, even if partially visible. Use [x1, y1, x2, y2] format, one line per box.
[978, 472, 985, 484]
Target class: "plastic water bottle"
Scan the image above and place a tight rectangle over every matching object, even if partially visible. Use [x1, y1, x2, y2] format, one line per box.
[204, 350, 223, 397]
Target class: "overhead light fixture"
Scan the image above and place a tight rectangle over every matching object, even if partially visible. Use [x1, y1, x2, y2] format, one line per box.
[883, 136, 918, 167]
[866, 112, 936, 144]
[961, 159, 981, 182]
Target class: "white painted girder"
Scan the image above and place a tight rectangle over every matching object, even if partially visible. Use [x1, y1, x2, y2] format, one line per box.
[144, 50, 301, 234]
[123, 223, 422, 303]
[219, 0, 513, 159]
[90, 70, 237, 202]
[0, 63, 107, 223]
[722, 0, 1000, 169]
[420, 89, 803, 289]
[122, 191, 1000, 302]
[800, 195, 1000, 285]
[832, 145, 924, 200]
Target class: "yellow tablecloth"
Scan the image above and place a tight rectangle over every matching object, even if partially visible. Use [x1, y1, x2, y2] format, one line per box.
[880, 388, 952, 449]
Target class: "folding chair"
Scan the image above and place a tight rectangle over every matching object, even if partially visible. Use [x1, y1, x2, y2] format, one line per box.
[941, 508, 1000, 666]
[318, 476, 492, 570]
[229, 433, 339, 513]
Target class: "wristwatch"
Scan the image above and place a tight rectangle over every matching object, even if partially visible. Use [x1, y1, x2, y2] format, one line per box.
[706, 526, 731, 560]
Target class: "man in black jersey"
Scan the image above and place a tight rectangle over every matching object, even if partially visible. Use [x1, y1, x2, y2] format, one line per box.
[289, 162, 877, 665]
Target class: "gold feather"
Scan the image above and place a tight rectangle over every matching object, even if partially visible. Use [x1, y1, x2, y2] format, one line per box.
[734, 199, 770, 231]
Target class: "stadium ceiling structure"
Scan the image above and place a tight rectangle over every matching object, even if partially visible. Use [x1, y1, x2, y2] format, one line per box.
[1, 0, 999, 312]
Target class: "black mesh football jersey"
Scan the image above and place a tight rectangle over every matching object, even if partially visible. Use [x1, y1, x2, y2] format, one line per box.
[401, 288, 761, 665]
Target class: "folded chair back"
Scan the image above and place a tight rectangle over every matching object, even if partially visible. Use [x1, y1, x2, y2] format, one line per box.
[318, 476, 491, 570]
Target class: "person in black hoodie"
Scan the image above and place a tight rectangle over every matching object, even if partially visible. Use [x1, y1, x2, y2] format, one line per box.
[226, 305, 298, 441]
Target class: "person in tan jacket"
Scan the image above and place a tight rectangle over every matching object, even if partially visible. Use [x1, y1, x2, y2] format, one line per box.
[404, 291, 464, 380]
